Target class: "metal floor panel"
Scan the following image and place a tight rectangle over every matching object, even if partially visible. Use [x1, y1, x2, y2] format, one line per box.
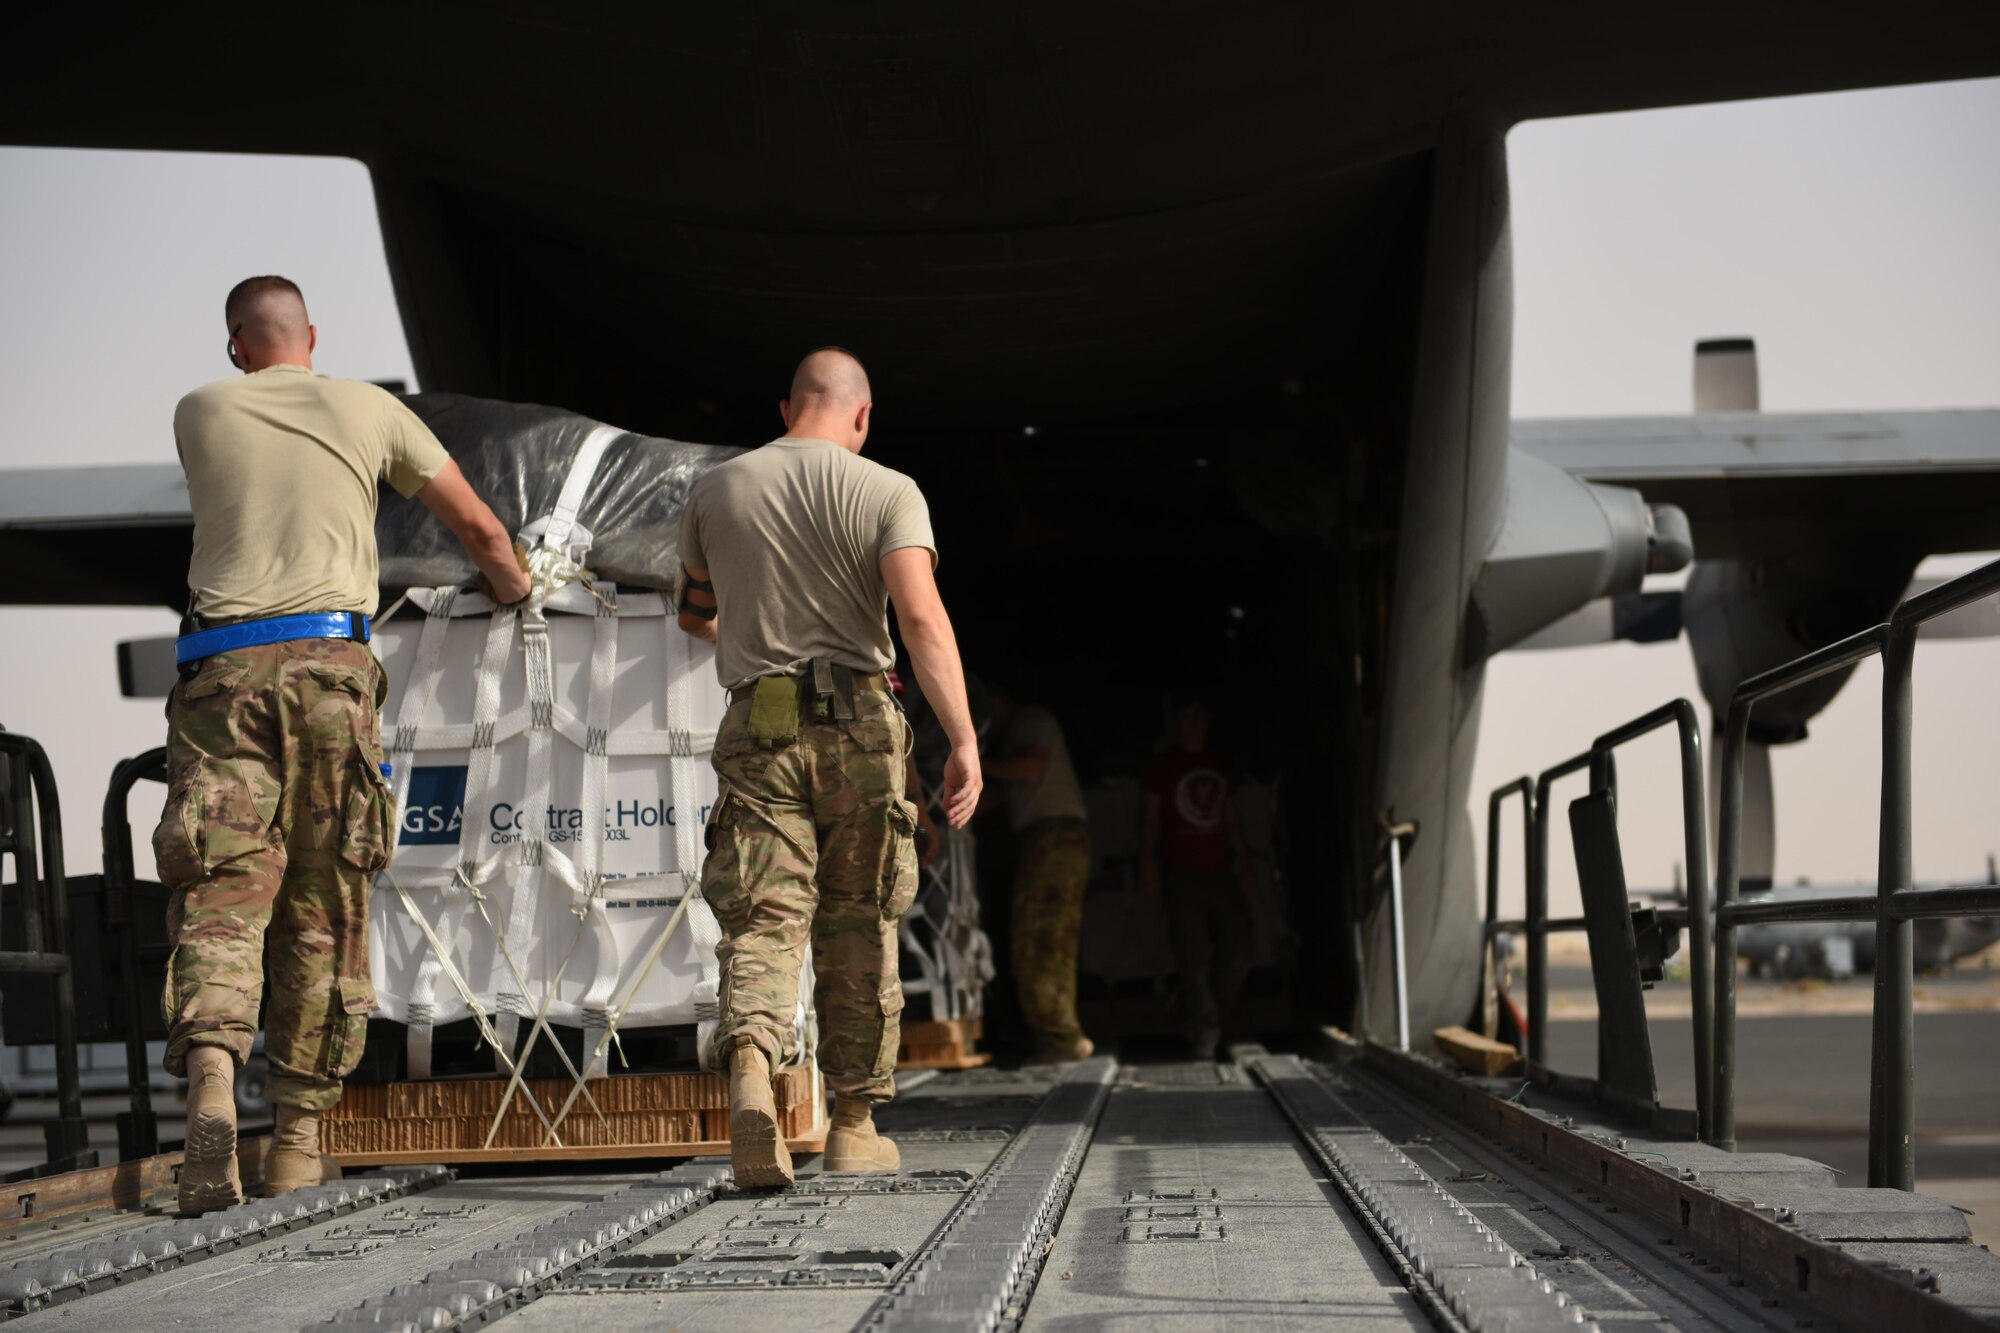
[14, 1172, 649, 1331]
[498, 1073, 1052, 1330]
[1021, 1074, 1429, 1330]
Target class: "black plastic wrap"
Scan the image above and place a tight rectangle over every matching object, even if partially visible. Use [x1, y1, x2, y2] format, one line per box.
[375, 393, 742, 593]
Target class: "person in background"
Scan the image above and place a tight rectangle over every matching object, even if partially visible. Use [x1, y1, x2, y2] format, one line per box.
[1137, 693, 1256, 1060]
[984, 686, 1095, 1062]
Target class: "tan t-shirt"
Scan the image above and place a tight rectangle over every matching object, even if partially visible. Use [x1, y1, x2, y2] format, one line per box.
[1003, 705, 1088, 830]
[680, 437, 936, 690]
[175, 364, 450, 620]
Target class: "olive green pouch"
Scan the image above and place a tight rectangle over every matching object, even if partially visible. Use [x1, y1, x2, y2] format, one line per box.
[748, 674, 799, 746]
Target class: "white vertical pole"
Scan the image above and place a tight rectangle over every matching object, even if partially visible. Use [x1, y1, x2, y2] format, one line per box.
[1389, 834, 1411, 1052]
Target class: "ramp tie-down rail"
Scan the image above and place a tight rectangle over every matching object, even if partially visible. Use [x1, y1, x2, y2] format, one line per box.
[861, 1056, 1115, 1331]
[1250, 1054, 1599, 1333]
[311, 1161, 731, 1331]
[0, 1166, 449, 1319]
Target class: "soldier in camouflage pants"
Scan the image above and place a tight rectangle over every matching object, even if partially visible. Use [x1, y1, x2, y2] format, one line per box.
[1011, 818, 1091, 1055]
[700, 678, 920, 1103]
[152, 639, 395, 1112]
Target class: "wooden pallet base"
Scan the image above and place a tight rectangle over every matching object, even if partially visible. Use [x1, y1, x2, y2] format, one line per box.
[0, 1136, 273, 1236]
[328, 1136, 826, 1168]
[898, 1017, 991, 1070]
[323, 1067, 824, 1167]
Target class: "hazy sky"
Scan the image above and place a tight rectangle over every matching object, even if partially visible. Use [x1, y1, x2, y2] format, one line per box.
[1, 78, 1995, 908]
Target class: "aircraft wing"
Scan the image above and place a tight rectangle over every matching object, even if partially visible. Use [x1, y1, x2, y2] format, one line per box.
[10, 406, 2000, 608]
[0, 464, 191, 607]
[1514, 409, 2000, 559]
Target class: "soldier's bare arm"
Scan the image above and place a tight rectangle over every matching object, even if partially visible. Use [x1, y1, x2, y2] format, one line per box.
[677, 561, 718, 643]
[881, 546, 981, 828]
[417, 460, 532, 603]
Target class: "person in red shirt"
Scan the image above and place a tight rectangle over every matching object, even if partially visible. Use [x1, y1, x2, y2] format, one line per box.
[1137, 693, 1257, 1059]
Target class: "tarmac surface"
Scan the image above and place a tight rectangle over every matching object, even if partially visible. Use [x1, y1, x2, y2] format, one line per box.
[1543, 963, 2000, 1246]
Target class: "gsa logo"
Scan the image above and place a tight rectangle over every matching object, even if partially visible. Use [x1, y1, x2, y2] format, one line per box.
[399, 765, 468, 845]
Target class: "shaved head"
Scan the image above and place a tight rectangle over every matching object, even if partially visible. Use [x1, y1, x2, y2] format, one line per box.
[779, 345, 875, 452]
[788, 346, 871, 410]
[224, 275, 311, 364]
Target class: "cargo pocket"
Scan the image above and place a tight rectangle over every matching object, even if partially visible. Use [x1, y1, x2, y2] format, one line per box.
[326, 974, 376, 1078]
[339, 758, 397, 876]
[873, 978, 906, 1078]
[159, 944, 185, 1032]
[151, 762, 204, 891]
[698, 789, 748, 928]
[882, 798, 920, 921]
[152, 664, 254, 889]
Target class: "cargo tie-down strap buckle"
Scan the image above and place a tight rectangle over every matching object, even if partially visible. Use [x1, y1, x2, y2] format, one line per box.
[175, 611, 369, 665]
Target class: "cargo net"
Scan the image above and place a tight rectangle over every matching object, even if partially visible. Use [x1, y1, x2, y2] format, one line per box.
[369, 426, 816, 1150]
[899, 817, 992, 1025]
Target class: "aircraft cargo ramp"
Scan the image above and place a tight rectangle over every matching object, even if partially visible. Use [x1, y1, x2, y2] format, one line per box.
[2, 1045, 1995, 1332]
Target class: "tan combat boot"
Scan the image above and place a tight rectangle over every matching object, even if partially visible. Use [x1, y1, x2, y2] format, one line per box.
[728, 1039, 794, 1188]
[178, 1047, 242, 1216]
[264, 1104, 324, 1196]
[823, 1096, 899, 1173]
[1036, 1034, 1096, 1065]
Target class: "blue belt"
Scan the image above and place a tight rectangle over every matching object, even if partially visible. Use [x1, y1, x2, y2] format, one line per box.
[175, 612, 371, 666]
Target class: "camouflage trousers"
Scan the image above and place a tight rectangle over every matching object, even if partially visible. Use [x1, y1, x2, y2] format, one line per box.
[700, 682, 918, 1102]
[1162, 868, 1254, 1041]
[1010, 817, 1091, 1051]
[152, 639, 395, 1112]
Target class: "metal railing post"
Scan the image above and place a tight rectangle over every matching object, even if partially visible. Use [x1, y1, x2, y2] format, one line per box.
[1711, 705, 1751, 1151]
[1388, 831, 1411, 1052]
[1484, 778, 1533, 1044]
[0, 735, 94, 1172]
[104, 748, 168, 1161]
[1528, 775, 1553, 1070]
[1669, 701, 1714, 1144]
[1872, 621, 1918, 1190]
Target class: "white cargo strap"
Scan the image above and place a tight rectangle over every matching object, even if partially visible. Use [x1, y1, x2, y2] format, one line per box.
[385, 590, 459, 1080]
[547, 879, 698, 1139]
[459, 867, 606, 1122]
[665, 620, 729, 1070]
[480, 891, 596, 1149]
[542, 425, 616, 557]
[404, 603, 518, 1078]
[481, 595, 590, 1118]
[461, 431, 621, 1131]
[384, 869, 567, 1146]
[573, 592, 624, 1078]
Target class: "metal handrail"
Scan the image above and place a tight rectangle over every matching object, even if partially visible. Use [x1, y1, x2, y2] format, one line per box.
[1484, 699, 1714, 1139]
[1482, 777, 1534, 1048]
[0, 731, 96, 1174]
[103, 747, 169, 1161]
[1713, 554, 2000, 1187]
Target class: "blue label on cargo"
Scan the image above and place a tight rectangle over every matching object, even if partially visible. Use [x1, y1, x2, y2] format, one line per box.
[399, 765, 468, 845]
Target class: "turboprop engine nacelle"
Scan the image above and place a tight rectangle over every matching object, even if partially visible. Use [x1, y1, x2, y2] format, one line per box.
[1463, 448, 1692, 665]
